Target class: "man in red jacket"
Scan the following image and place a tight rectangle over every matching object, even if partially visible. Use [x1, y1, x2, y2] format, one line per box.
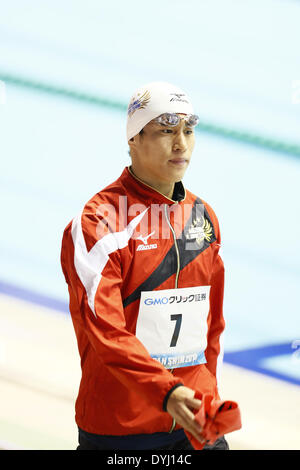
[61, 81, 228, 450]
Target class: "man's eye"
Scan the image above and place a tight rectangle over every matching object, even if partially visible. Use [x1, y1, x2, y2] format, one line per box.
[162, 128, 173, 133]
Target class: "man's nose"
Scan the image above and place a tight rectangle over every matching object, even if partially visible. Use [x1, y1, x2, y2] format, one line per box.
[173, 131, 187, 151]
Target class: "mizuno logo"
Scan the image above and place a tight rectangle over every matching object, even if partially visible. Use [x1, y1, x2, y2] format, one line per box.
[136, 231, 155, 245]
[136, 231, 157, 251]
[136, 243, 157, 251]
[169, 93, 189, 104]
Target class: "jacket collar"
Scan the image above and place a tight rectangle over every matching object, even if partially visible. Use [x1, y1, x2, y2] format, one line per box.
[120, 166, 186, 205]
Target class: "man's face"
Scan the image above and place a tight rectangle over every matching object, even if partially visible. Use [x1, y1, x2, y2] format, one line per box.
[129, 115, 196, 187]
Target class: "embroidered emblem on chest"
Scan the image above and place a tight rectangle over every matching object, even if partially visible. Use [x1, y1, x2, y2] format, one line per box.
[186, 215, 213, 246]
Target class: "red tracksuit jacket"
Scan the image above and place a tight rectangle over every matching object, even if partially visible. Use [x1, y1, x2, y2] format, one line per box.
[60, 166, 225, 436]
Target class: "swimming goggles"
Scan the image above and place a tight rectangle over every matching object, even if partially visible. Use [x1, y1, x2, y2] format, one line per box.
[154, 113, 200, 128]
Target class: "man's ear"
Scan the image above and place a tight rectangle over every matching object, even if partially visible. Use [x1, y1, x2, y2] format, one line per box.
[128, 135, 137, 150]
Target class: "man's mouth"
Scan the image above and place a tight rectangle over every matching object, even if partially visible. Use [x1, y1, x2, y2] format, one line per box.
[168, 158, 189, 166]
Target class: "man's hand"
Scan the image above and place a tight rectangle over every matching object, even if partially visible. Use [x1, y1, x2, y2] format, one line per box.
[166, 386, 205, 444]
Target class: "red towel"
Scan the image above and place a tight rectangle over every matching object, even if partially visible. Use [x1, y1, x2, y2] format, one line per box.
[185, 391, 242, 450]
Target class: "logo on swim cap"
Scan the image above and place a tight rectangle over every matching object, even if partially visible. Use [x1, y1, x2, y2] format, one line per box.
[170, 93, 189, 104]
[127, 90, 151, 117]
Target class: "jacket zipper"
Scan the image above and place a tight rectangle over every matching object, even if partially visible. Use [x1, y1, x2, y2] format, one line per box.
[164, 204, 180, 434]
[164, 204, 180, 289]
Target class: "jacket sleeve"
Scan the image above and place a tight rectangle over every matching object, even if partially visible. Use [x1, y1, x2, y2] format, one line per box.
[60, 209, 183, 412]
[204, 210, 226, 382]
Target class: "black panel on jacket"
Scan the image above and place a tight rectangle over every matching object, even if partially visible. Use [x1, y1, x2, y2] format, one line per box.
[123, 198, 216, 308]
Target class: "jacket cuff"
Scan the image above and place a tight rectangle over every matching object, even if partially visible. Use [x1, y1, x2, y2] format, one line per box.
[162, 383, 184, 412]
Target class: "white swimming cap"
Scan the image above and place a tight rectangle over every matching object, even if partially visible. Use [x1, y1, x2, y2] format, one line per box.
[126, 81, 194, 141]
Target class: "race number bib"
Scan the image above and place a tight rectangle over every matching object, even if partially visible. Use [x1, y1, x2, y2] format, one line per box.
[136, 286, 211, 369]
